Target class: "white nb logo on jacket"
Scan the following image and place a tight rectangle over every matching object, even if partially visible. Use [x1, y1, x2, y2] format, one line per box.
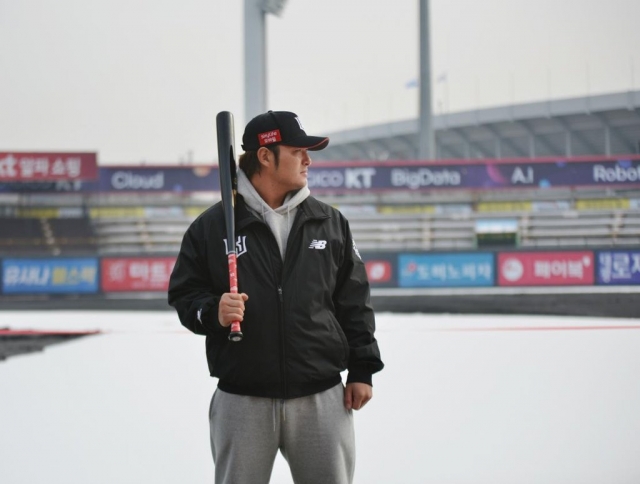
[308, 240, 327, 250]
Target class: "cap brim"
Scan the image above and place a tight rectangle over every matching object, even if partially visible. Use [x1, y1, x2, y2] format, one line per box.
[285, 136, 330, 151]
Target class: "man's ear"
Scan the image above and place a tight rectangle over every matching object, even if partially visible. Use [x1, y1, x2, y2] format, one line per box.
[256, 147, 273, 168]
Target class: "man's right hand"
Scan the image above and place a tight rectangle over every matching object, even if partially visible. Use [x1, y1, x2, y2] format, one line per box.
[218, 292, 249, 327]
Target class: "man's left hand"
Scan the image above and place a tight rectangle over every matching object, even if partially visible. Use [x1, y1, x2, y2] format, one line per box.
[344, 382, 372, 410]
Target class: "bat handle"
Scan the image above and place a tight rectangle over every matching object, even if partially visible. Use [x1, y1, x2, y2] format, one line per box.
[227, 252, 243, 342]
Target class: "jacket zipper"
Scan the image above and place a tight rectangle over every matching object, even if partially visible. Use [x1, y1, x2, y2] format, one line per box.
[277, 284, 287, 398]
[277, 210, 307, 399]
[236, 200, 331, 399]
[249, 219, 288, 400]
[250, 208, 312, 400]
[250, 220, 288, 399]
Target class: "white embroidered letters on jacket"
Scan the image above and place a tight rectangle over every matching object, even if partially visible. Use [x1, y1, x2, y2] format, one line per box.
[224, 236, 248, 257]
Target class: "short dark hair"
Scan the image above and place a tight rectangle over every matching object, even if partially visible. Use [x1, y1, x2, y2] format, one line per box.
[239, 145, 280, 179]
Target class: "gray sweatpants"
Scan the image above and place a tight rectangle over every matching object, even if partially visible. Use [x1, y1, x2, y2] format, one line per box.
[209, 383, 355, 484]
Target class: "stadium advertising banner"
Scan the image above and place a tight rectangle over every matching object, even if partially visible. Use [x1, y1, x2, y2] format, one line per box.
[0, 166, 218, 193]
[0, 152, 98, 181]
[2, 158, 640, 193]
[101, 257, 176, 292]
[307, 158, 640, 192]
[88, 206, 187, 219]
[596, 250, 640, 285]
[361, 253, 397, 288]
[96, 167, 218, 193]
[398, 253, 494, 287]
[498, 251, 594, 286]
[1, 258, 98, 294]
[476, 200, 573, 212]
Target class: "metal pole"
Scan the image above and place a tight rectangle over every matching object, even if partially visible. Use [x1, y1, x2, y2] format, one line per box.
[418, 0, 435, 160]
[244, 0, 267, 123]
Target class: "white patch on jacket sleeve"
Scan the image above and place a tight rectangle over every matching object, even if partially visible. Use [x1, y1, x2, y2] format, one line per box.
[197, 308, 204, 326]
[352, 239, 362, 260]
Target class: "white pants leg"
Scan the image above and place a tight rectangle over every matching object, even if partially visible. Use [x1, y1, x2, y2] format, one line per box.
[209, 384, 355, 484]
[209, 389, 279, 484]
[281, 384, 355, 484]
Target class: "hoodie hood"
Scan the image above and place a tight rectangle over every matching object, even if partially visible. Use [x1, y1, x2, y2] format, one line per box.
[237, 169, 310, 259]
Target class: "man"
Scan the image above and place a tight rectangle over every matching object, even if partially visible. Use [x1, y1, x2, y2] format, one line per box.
[168, 110, 384, 484]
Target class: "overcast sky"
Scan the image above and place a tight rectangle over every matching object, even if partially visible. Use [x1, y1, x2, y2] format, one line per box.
[1, 0, 639, 164]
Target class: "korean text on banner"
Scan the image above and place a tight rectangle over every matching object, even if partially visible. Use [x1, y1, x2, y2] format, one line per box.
[399, 253, 494, 288]
[2, 258, 99, 294]
[0, 153, 98, 181]
[597, 251, 640, 285]
[498, 251, 594, 286]
[101, 258, 176, 292]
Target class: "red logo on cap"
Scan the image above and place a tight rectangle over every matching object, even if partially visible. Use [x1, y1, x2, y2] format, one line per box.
[258, 130, 282, 146]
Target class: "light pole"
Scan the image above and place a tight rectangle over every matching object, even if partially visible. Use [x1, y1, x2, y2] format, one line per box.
[418, 0, 435, 160]
[244, 0, 289, 124]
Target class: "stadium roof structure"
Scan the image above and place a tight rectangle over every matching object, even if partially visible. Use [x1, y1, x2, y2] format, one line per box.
[314, 90, 640, 162]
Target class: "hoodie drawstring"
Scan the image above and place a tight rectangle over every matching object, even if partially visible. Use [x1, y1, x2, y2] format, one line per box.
[272, 399, 276, 432]
[272, 399, 287, 433]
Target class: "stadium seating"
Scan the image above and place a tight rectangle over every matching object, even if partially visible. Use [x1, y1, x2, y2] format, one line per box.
[344, 206, 639, 251]
[91, 217, 187, 254]
[0, 197, 637, 256]
[0, 217, 48, 254]
[0, 216, 97, 256]
[49, 217, 97, 254]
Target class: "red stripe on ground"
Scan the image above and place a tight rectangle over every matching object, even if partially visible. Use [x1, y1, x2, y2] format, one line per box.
[441, 325, 640, 332]
[0, 329, 101, 336]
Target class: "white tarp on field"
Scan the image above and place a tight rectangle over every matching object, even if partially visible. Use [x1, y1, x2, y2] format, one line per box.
[1, 311, 639, 484]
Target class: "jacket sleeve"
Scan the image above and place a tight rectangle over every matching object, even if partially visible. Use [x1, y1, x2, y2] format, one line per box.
[168, 217, 226, 336]
[333, 219, 384, 385]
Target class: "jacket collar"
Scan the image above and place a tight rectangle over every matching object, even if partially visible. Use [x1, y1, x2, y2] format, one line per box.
[235, 193, 329, 231]
[298, 195, 331, 221]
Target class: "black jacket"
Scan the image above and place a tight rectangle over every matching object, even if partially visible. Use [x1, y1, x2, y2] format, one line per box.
[168, 195, 384, 399]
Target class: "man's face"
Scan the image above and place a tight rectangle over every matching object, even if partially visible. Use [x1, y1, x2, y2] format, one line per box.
[270, 145, 312, 192]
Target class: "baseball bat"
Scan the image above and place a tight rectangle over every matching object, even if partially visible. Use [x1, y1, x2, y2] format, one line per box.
[216, 111, 243, 342]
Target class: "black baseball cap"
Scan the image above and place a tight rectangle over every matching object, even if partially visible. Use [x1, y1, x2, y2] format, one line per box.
[241, 111, 329, 151]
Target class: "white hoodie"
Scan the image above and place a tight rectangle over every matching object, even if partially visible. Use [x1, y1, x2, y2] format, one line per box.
[237, 169, 310, 260]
